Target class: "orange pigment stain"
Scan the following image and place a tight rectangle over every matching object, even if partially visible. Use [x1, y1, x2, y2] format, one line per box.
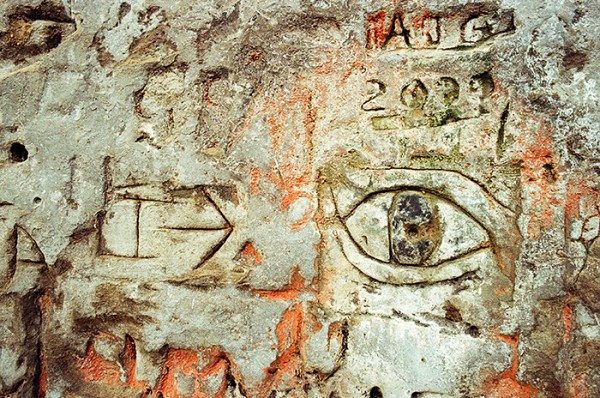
[250, 270, 322, 395]
[290, 203, 316, 230]
[310, 45, 366, 87]
[480, 334, 540, 398]
[366, 10, 392, 49]
[570, 373, 590, 398]
[250, 83, 318, 230]
[252, 267, 310, 301]
[249, 168, 262, 195]
[77, 339, 122, 385]
[154, 347, 240, 398]
[564, 178, 599, 235]
[196, 351, 233, 398]
[75, 335, 245, 398]
[242, 46, 365, 232]
[259, 303, 308, 395]
[202, 76, 221, 107]
[562, 302, 573, 343]
[154, 348, 201, 397]
[411, 10, 432, 29]
[202, 87, 219, 106]
[518, 124, 562, 239]
[241, 241, 263, 266]
[37, 349, 47, 398]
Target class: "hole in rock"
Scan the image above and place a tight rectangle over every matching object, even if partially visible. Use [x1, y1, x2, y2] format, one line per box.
[467, 325, 480, 337]
[9, 142, 28, 162]
[369, 386, 383, 398]
[407, 225, 419, 237]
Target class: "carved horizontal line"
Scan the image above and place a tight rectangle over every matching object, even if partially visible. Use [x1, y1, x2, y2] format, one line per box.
[158, 226, 231, 232]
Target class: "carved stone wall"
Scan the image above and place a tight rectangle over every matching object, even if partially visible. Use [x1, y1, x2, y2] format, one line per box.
[0, 0, 598, 397]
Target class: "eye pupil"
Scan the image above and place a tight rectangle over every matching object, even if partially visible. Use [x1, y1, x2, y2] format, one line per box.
[390, 192, 441, 266]
[393, 194, 433, 224]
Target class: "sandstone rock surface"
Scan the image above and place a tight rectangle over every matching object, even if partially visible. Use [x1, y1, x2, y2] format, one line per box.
[0, 0, 599, 397]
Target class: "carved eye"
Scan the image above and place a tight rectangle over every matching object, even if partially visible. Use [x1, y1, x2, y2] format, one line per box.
[345, 190, 489, 269]
[329, 168, 518, 285]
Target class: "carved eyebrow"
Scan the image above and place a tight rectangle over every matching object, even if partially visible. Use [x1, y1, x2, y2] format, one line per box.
[334, 168, 513, 228]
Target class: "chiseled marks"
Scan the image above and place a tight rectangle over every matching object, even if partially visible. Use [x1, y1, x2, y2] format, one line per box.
[0, 222, 47, 397]
[0, 1, 75, 63]
[328, 167, 519, 284]
[328, 317, 512, 397]
[366, 3, 515, 51]
[345, 191, 489, 266]
[362, 72, 497, 131]
[96, 184, 232, 277]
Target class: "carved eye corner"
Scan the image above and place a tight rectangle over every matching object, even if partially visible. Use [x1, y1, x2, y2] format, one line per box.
[336, 189, 494, 285]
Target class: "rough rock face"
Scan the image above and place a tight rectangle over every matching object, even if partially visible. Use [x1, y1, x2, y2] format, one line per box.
[0, 0, 598, 397]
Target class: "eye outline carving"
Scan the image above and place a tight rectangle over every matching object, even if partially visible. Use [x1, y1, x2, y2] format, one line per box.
[328, 168, 519, 285]
[344, 187, 491, 265]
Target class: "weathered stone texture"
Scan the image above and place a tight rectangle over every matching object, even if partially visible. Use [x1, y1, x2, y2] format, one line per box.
[0, 0, 599, 397]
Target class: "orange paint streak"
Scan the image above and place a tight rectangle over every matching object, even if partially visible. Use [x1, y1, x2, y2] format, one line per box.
[480, 334, 540, 398]
[519, 124, 562, 239]
[366, 11, 392, 49]
[77, 339, 122, 385]
[252, 267, 309, 301]
[290, 205, 314, 231]
[565, 178, 599, 233]
[250, 168, 262, 195]
[73, 333, 248, 397]
[251, 84, 318, 229]
[259, 303, 306, 394]
[153, 346, 244, 398]
[37, 348, 47, 398]
[562, 302, 573, 343]
[196, 350, 232, 398]
[202, 77, 221, 107]
[241, 241, 263, 266]
[154, 348, 201, 397]
[411, 10, 432, 29]
[570, 373, 590, 398]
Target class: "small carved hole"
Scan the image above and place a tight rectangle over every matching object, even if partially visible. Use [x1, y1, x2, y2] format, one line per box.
[33, 197, 42, 204]
[411, 393, 423, 398]
[407, 225, 419, 238]
[467, 325, 480, 337]
[369, 386, 383, 398]
[9, 142, 28, 162]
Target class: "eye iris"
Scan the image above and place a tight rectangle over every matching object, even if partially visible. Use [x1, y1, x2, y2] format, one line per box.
[390, 192, 441, 266]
